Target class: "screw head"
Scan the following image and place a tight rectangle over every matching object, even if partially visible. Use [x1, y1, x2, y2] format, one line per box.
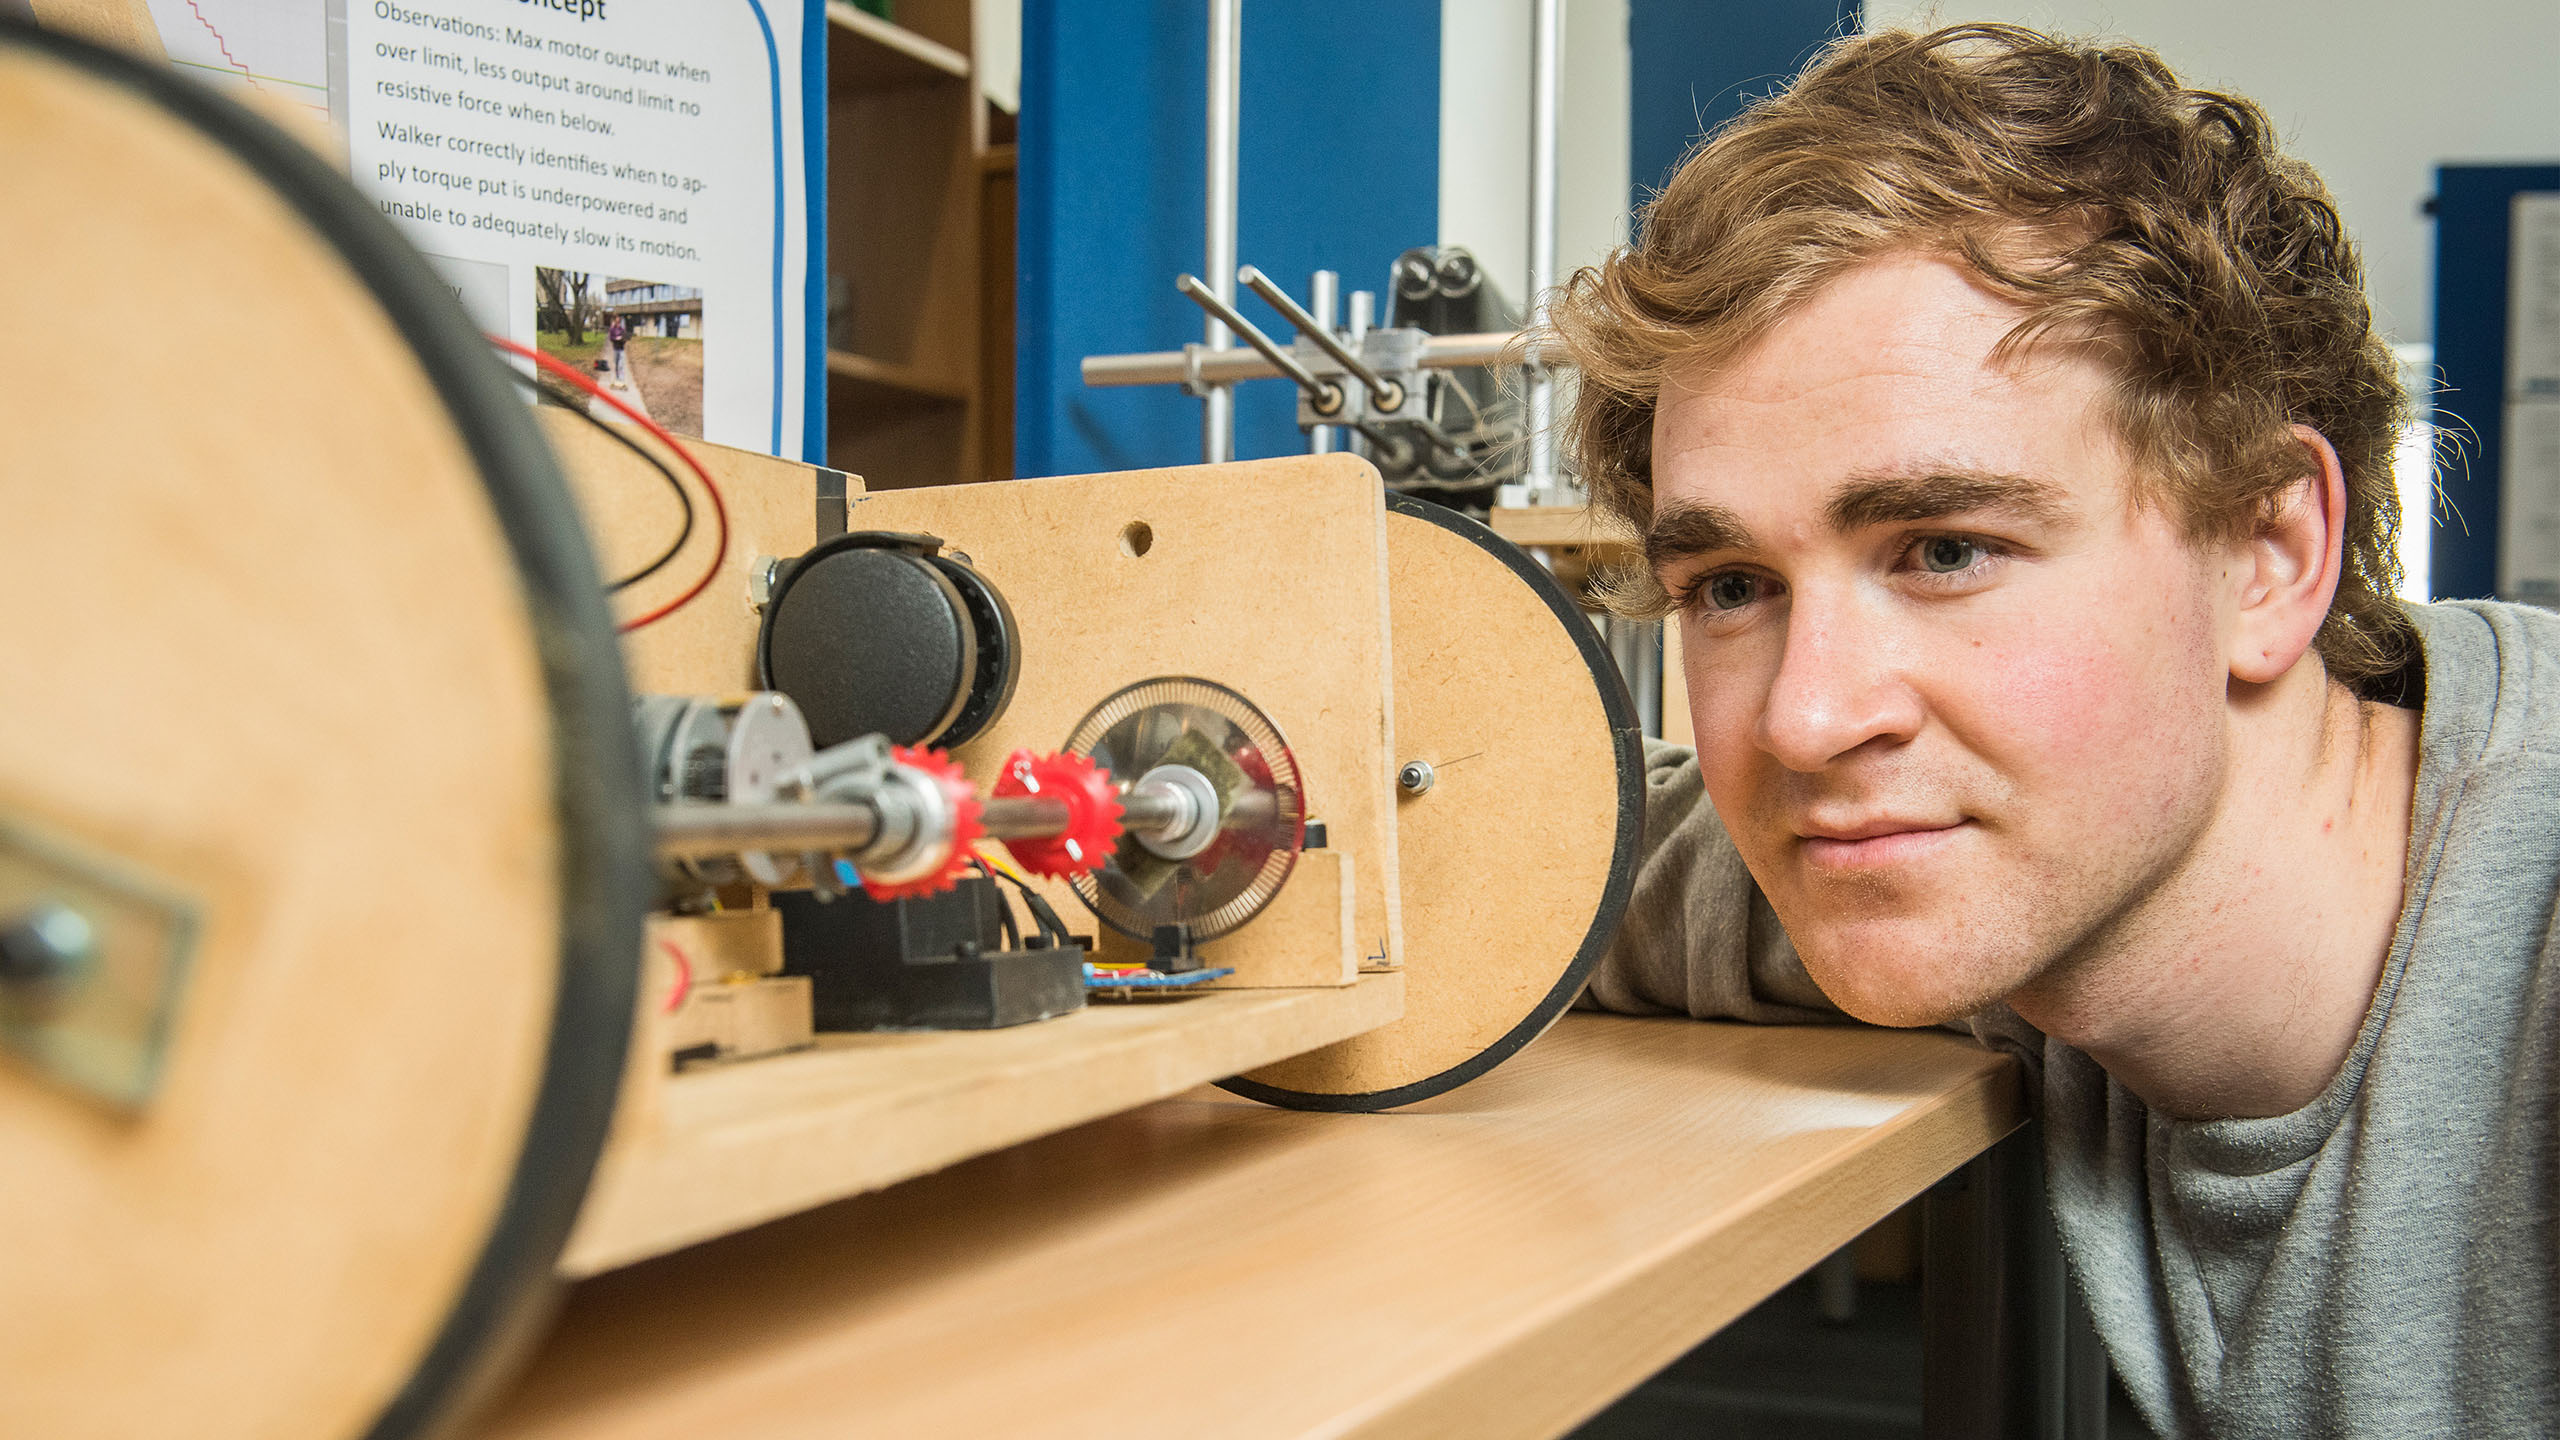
[1397, 760, 1436, 796]
[0, 902, 96, 986]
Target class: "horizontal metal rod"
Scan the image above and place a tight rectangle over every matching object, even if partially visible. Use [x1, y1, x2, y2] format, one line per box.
[1082, 330, 1545, 389]
[1119, 785, 1187, 837]
[656, 802, 880, 859]
[658, 782, 1204, 864]
[980, 796, 1072, 840]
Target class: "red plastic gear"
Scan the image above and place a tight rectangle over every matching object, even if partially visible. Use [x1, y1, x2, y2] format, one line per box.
[861, 745, 984, 901]
[992, 749, 1125, 879]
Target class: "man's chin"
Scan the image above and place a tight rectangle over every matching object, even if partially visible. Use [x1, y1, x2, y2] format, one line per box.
[1795, 937, 2023, 1028]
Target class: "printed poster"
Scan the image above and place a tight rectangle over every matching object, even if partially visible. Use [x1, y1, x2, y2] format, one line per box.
[133, 0, 820, 460]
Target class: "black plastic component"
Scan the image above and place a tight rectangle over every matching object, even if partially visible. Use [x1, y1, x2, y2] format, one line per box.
[757, 531, 1021, 750]
[921, 553, 1021, 748]
[1149, 923, 1199, 975]
[776, 878, 1085, 1030]
[1302, 819, 1329, 851]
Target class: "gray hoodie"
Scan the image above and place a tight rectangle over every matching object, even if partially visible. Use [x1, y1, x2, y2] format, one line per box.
[1584, 600, 2560, 1437]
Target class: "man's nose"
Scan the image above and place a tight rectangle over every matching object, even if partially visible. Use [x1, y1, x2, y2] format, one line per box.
[1754, 590, 1923, 771]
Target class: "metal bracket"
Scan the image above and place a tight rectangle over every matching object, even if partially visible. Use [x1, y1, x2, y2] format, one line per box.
[0, 815, 200, 1112]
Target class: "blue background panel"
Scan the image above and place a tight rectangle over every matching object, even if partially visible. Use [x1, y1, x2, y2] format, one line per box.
[1018, 0, 1440, 477]
[1628, 0, 1857, 214]
[2430, 164, 2560, 601]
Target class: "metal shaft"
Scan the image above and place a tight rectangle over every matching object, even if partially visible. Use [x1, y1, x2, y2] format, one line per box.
[657, 802, 880, 860]
[1202, 0, 1242, 463]
[1308, 269, 1339, 454]
[1083, 330, 1541, 389]
[1119, 783, 1190, 837]
[979, 796, 1072, 840]
[1178, 275, 1341, 410]
[1237, 265, 1398, 405]
[1524, 0, 1564, 492]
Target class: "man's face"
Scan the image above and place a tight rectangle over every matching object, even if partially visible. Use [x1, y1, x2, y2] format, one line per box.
[1649, 253, 2235, 1026]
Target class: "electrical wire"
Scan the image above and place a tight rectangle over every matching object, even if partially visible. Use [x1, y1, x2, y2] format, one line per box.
[487, 334, 729, 633]
[969, 857, 1023, 949]
[501, 366, 694, 591]
[975, 846, 1073, 949]
[659, 939, 694, 1013]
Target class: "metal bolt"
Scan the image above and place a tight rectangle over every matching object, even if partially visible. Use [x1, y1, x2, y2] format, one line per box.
[0, 902, 96, 986]
[748, 555, 786, 610]
[1397, 760, 1436, 796]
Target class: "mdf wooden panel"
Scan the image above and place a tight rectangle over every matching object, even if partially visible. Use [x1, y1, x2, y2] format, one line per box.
[543, 410, 837, 696]
[562, 973, 1404, 1275]
[856, 455, 1405, 990]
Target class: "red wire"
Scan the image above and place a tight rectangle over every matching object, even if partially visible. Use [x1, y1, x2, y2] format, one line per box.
[659, 939, 694, 1014]
[486, 335, 729, 633]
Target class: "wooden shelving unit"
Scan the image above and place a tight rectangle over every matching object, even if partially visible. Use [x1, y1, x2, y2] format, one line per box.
[824, 0, 1016, 490]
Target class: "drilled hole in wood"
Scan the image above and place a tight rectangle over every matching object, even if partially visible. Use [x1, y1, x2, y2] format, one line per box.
[1120, 521, 1154, 558]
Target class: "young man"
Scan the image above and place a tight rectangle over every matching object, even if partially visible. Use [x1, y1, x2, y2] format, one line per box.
[1552, 24, 2560, 1437]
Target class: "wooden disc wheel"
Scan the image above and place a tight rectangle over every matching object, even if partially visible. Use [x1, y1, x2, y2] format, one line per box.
[0, 23, 647, 1440]
[1225, 494, 1644, 1110]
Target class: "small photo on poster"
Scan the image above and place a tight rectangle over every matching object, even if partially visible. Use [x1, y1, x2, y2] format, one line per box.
[534, 267, 707, 440]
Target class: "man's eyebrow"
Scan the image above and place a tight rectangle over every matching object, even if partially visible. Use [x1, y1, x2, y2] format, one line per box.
[1825, 469, 2073, 533]
[1644, 500, 1755, 573]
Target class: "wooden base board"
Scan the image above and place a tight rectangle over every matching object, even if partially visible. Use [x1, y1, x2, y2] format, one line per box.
[561, 971, 1405, 1275]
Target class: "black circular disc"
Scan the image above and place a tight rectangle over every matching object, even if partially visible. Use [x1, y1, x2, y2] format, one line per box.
[924, 555, 1021, 749]
[0, 18, 649, 1440]
[760, 540, 975, 749]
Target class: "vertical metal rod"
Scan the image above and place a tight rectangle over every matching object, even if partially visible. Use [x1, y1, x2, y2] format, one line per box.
[1202, 0, 1243, 464]
[1346, 291, 1375, 460]
[1309, 269, 1339, 454]
[1523, 0, 1564, 494]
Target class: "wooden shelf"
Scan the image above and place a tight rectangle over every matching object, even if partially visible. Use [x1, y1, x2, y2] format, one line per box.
[826, 2, 970, 90]
[1487, 504, 1641, 557]
[978, 141, 1017, 175]
[826, 348, 970, 405]
[483, 1017, 2022, 1439]
[560, 973, 1406, 1275]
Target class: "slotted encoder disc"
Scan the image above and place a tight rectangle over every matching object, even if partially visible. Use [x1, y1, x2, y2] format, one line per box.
[0, 22, 645, 1440]
[1223, 494, 1643, 1111]
[1063, 677, 1306, 943]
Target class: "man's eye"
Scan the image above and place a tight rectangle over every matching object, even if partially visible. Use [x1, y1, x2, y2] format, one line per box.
[1916, 537, 1982, 573]
[1703, 572, 1759, 610]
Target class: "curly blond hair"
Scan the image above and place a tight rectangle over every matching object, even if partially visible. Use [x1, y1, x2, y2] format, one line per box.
[1548, 23, 2412, 686]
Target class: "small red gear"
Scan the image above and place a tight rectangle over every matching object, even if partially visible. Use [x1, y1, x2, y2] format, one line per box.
[861, 745, 984, 901]
[993, 749, 1125, 879]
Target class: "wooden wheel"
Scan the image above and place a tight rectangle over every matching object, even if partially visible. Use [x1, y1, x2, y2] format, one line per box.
[0, 23, 646, 1440]
[1225, 494, 1643, 1110]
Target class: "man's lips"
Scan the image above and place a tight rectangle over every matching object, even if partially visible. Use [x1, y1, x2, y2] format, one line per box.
[1795, 817, 1971, 868]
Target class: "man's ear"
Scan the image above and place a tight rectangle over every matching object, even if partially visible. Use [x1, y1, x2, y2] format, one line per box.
[2227, 424, 2347, 685]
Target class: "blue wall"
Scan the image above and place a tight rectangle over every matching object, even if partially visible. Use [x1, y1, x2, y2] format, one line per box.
[1018, 1, 1440, 477]
[2430, 163, 2560, 601]
[1628, 0, 1858, 214]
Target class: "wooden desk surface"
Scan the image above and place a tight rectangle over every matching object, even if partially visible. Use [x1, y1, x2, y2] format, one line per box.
[477, 1015, 2023, 1440]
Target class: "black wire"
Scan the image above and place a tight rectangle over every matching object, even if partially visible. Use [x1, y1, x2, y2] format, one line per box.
[982, 863, 1073, 948]
[969, 859, 1023, 949]
[504, 367, 694, 591]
